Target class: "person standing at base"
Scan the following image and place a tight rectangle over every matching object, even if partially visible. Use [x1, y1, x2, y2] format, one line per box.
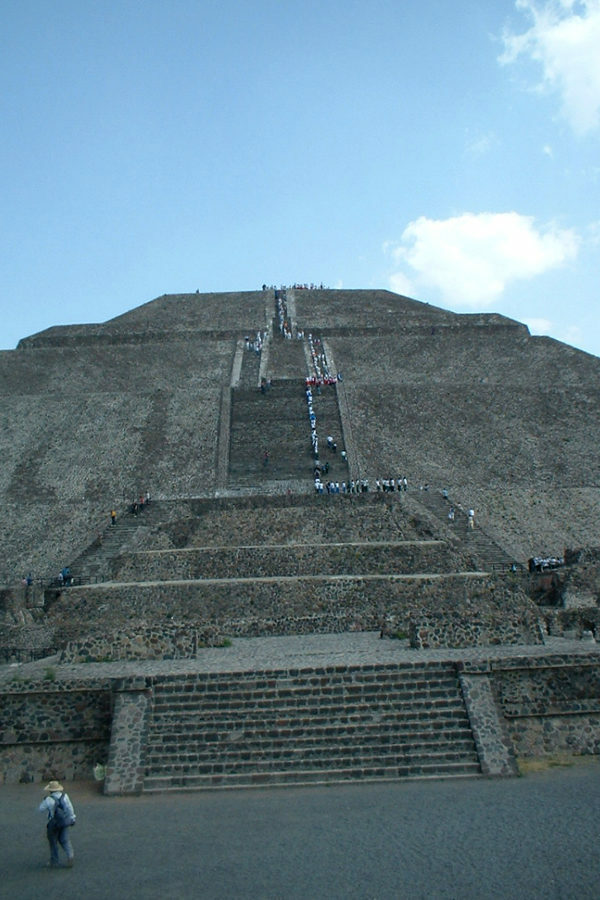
[38, 779, 76, 868]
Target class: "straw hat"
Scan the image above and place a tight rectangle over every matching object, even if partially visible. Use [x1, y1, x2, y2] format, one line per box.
[44, 780, 63, 792]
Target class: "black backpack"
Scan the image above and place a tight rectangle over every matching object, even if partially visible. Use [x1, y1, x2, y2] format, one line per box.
[49, 792, 75, 830]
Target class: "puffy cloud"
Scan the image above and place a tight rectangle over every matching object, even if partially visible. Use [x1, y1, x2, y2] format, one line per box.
[388, 270, 416, 298]
[500, 0, 600, 136]
[386, 212, 579, 307]
[522, 316, 554, 334]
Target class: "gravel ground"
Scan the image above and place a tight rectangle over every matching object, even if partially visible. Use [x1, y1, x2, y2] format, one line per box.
[5, 758, 600, 900]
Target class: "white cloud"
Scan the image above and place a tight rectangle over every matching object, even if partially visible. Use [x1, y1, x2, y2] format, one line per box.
[388, 270, 416, 298]
[465, 131, 495, 157]
[523, 316, 554, 334]
[587, 219, 600, 243]
[500, 0, 600, 136]
[385, 212, 579, 308]
[561, 323, 584, 347]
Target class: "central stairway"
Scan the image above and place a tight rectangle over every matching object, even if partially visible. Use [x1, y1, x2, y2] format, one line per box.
[143, 660, 481, 791]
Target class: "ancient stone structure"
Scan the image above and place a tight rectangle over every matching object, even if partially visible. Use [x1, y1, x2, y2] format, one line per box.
[1, 287, 599, 789]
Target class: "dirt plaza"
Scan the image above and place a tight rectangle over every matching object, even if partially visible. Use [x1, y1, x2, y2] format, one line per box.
[5, 757, 600, 900]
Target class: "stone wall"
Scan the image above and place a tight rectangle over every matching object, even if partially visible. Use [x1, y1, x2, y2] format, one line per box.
[0, 677, 112, 784]
[408, 588, 544, 648]
[44, 573, 526, 639]
[110, 541, 462, 582]
[35, 574, 544, 657]
[0, 624, 60, 663]
[464, 654, 600, 758]
[60, 623, 223, 663]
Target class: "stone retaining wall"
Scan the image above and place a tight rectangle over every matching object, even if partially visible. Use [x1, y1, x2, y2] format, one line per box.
[463, 654, 600, 758]
[45, 574, 526, 642]
[60, 623, 224, 663]
[0, 678, 112, 784]
[0, 624, 60, 663]
[110, 542, 461, 582]
[409, 606, 543, 649]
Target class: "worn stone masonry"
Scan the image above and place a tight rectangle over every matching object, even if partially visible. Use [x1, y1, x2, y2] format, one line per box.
[103, 677, 152, 795]
[462, 653, 600, 759]
[458, 668, 518, 776]
[0, 678, 112, 784]
[2, 287, 600, 787]
[60, 623, 223, 664]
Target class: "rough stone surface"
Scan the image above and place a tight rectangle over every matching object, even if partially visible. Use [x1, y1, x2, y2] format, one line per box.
[103, 679, 152, 795]
[459, 672, 518, 776]
[1, 288, 600, 786]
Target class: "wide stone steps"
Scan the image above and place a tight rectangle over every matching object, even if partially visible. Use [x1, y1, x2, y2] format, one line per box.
[148, 715, 471, 746]
[144, 759, 481, 791]
[147, 723, 475, 749]
[228, 382, 313, 484]
[149, 673, 462, 707]
[150, 703, 469, 730]
[143, 663, 480, 790]
[150, 686, 464, 715]
[146, 743, 478, 772]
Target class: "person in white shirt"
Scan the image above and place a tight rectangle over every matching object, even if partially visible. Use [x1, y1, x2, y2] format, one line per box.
[38, 779, 76, 868]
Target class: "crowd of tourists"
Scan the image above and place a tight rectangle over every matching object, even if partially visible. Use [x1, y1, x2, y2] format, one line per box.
[276, 290, 293, 340]
[374, 477, 408, 492]
[313, 477, 370, 495]
[244, 332, 266, 354]
[307, 333, 337, 384]
[262, 283, 328, 291]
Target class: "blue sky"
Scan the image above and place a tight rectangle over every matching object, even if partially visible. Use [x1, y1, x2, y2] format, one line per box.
[1, 0, 599, 355]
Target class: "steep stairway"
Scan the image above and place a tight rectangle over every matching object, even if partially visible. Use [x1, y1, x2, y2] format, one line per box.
[228, 380, 312, 486]
[415, 489, 516, 571]
[267, 325, 306, 377]
[67, 507, 156, 584]
[143, 661, 481, 790]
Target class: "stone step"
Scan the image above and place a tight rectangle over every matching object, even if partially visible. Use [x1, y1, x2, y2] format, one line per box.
[143, 759, 482, 791]
[150, 681, 462, 707]
[152, 661, 457, 684]
[149, 700, 468, 727]
[145, 745, 480, 773]
[148, 715, 473, 740]
[147, 716, 473, 752]
[145, 737, 478, 767]
[149, 712, 471, 743]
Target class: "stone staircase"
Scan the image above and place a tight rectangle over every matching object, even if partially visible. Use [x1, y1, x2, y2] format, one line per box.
[228, 380, 312, 485]
[67, 507, 156, 583]
[143, 660, 481, 791]
[267, 324, 306, 377]
[415, 489, 516, 571]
